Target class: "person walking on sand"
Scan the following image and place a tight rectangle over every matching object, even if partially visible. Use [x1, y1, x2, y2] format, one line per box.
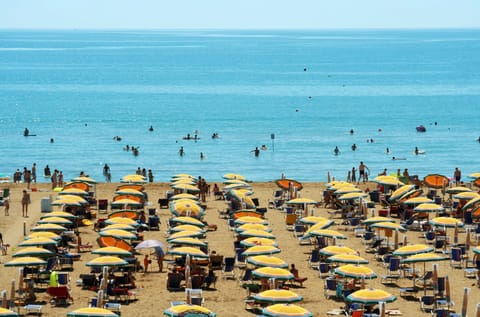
[3, 199, 9, 216]
[358, 161, 370, 184]
[21, 190, 30, 217]
[154, 246, 165, 272]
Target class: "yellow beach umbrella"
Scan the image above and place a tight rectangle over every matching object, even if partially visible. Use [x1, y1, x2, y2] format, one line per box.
[463, 196, 480, 210]
[334, 264, 377, 279]
[171, 183, 200, 193]
[86, 256, 128, 267]
[0, 307, 18, 316]
[362, 216, 395, 225]
[338, 192, 368, 200]
[252, 267, 294, 280]
[168, 237, 208, 248]
[30, 223, 68, 232]
[101, 224, 137, 232]
[18, 237, 58, 247]
[223, 173, 246, 180]
[121, 174, 146, 183]
[4, 256, 47, 267]
[253, 289, 303, 304]
[67, 307, 118, 317]
[170, 179, 197, 186]
[402, 196, 434, 205]
[40, 211, 78, 219]
[167, 247, 209, 259]
[446, 186, 473, 194]
[240, 237, 279, 248]
[236, 223, 272, 233]
[373, 175, 404, 187]
[92, 247, 133, 257]
[110, 198, 143, 208]
[453, 192, 480, 200]
[299, 216, 331, 225]
[262, 304, 312, 317]
[167, 230, 204, 241]
[163, 304, 215, 317]
[169, 225, 205, 233]
[170, 216, 205, 227]
[429, 217, 464, 228]
[319, 246, 356, 257]
[26, 232, 61, 240]
[169, 193, 199, 201]
[242, 245, 281, 257]
[105, 217, 139, 226]
[326, 181, 351, 189]
[99, 229, 137, 240]
[234, 216, 268, 225]
[114, 188, 145, 197]
[12, 247, 54, 258]
[286, 198, 318, 205]
[247, 255, 288, 268]
[327, 253, 369, 265]
[305, 220, 334, 231]
[370, 222, 407, 232]
[346, 288, 396, 304]
[239, 229, 276, 239]
[306, 229, 347, 239]
[414, 203, 444, 213]
[58, 188, 89, 196]
[389, 185, 416, 201]
[334, 187, 363, 195]
[71, 176, 97, 184]
[393, 244, 434, 257]
[37, 216, 73, 225]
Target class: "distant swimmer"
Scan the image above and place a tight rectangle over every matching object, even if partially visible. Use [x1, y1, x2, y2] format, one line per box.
[211, 133, 220, 139]
[179, 146, 185, 157]
[200, 152, 205, 160]
[304, 67, 307, 72]
[386, 147, 390, 154]
[333, 146, 340, 156]
[50, 138, 54, 143]
[477, 136, 480, 143]
[149, 126, 154, 132]
[251, 147, 260, 157]
[414, 147, 419, 155]
[261, 145, 268, 151]
[24, 128, 29, 136]
[392, 157, 406, 160]
[113, 136, 122, 141]
[350, 129, 354, 135]
[351, 144, 357, 151]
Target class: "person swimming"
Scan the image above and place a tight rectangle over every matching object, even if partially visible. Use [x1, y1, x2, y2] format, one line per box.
[334, 146, 340, 155]
[149, 126, 153, 132]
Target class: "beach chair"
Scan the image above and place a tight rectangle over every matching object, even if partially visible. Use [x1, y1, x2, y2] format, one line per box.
[293, 224, 306, 239]
[323, 278, 338, 299]
[97, 199, 108, 214]
[23, 304, 43, 316]
[148, 215, 160, 231]
[450, 247, 463, 269]
[419, 295, 435, 312]
[308, 249, 320, 270]
[381, 257, 401, 284]
[80, 274, 98, 290]
[235, 248, 246, 269]
[209, 254, 224, 270]
[464, 260, 480, 278]
[318, 263, 331, 279]
[166, 272, 183, 291]
[424, 230, 436, 244]
[414, 270, 433, 289]
[191, 274, 205, 289]
[58, 256, 74, 271]
[285, 213, 297, 231]
[222, 257, 236, 279]
[47, 286, 73, 306]
[104, 303, 121, 314]
[185, 288, 204, 306]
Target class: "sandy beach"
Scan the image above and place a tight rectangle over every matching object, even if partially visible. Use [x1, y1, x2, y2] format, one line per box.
[0, 180, 479, 317]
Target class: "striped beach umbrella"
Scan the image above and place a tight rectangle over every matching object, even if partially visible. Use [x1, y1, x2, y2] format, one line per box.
[429, 217, 464, 228]
[168, 237, 208, 248]
[163, 304, 216, 317]
[169, 216, 205, 227]
[327, 253, 369, 265]
[389, 185, 416, 201]
[37, 216, 73, 225]
[234, 216, 268, 225]
[4, 257, 47, 267]
[169, 193, 199, 201]
[305, 229, 347, 239]
[101, 224, 136, 232]
[370, 222, 406, 232]
[252, 267, 294, 280]
[40, 211, 78, 219]
[247, 255, 288, 268]
[167, 230, 204, 241]
[12, 247, 54, 258]
[236, 223, 272, 233]
[413, 203, 444, 213]
[242, 245, 281, 257]
[169, 224, 206, 233]
[253, 289, 303, 304]
[334, 264, 377, 279]
[319, 246, 356, 257]
[30, 223, 68, 232]
[0, 308, 18, 316]
[67, 307, 118, 317]
[393, 244, 434, 257]
[18, 237, 58, 247]
[105, 217, 139, 226]
[99, 229, 137, 240]
[25, 232, 61, 240]
[453, 192, 480, 200]
[92, 247, 133, 257]
[299, 216, 332, 226]
[402, 196, 434, 205]
[346, 288, 396, 304]
[167, 247, 208, 259]
[86, 256, 128, 267]
[338, 192, 368, 201]
[240, 237, 279, 248]
[362, 217, 395, 225]
[239, 229, 276, 239]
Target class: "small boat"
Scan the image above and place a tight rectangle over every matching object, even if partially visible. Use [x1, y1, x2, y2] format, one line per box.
[416, 125, 426, 132]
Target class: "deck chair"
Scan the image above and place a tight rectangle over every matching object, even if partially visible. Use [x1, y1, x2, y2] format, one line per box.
[424, 231, 436, 244]
[97, 199, 108, 214]
[209, 255, 224, 270]
[222, 257, 236, 279]
[104, 303, 121, 314]
[191, 274, 205, 289]
[319, 263, 331, 279]
[464, 260, 480, 278]
[57, 256, 74, 271]
[235, 248, 246, 269]
[450, 247, 463, 269]
[158, 198, 169, 209]
[381, 257, 401, 284]
[308, 249, 320, 270]
[419, 295, 435, 312]
[323, 278, 338, 299]
[293, 224, 306, 239]
[285, 213, 297, 231]
[185, 288, 204, 306]
[80, 274, 98, 290]
[166, 272, 183, 291]
[148, 216, 160, 231]
[47, 286, 73, 306]
[414, 270, 433, 289]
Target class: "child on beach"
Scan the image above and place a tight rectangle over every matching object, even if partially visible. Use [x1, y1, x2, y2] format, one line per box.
[144, 255, 149, 274]
[3, 198, 9, 216]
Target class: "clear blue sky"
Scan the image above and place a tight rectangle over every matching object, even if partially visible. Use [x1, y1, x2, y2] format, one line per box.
[1, 0, 480, 29]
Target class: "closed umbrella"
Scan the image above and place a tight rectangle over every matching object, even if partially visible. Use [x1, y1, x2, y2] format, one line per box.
[461, 287, 469, 317]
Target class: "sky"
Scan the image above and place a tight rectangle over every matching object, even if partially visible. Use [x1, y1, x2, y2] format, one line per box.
[1, 0, 480, 30]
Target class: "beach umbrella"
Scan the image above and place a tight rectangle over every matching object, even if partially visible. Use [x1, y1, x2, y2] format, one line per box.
[40, 211, 78, 219]
[0, 308, 18, 316]
[334, 187, 363, 195]
[171, 179, 197, 187]
[99, 229, 137, 240]
[110, 199, 143, 208]
[299, 216, 332, 226]
[101, 224, 136, 232]
[234, 216, 268, 225]
[327, 253, 369, 265]
[12, 247, 54, 258]
[223, 179, 250, 187]
[4, 257, 47, 267]
[105, 217, 139, 226]
[223, 183, 252, 191]
[373, 175, 404, 187]
[275, 179, 303, 191]
[252, 267, 294, 280]
[114, 188, 145, 197]
[92, 247, 132, 257]
[169, 224, 206, 233]
[262, 304, 312, 317]
[64, 181, 91, 191]
[393, 244, 434, 257]
[334, 264, 377, 279]
[50, 199, 82, 207]
[389, 185, 416, 201]
[58, 188, 89, 196]
[326, 181, 351, 189]
[163, 304, 216, 317]
[96, 236, 132, 252]
[167, 247, 208, 259]
[346, 288, 396, 305]
[171, 183, 200, 193]
[37, 216, 73, 225]
[67, 307, 118, 317]
[168, 237, 207, 248]
[398, 189, 423, 202]
[338, 192, 368, 201]
[423, 174, 449, 189]
[169, 193, 199, 201]
[447, 186, 473, 194]
[463, 196, 480, 210]
[453, 192, 480, 200]
[172, 173, 196, 179]
[362, 217, 395, 225]
[370, 222, 406, 232]
[286, 198, 317, 205]
[240, 237, 279, 248]
[30, 223, 68, 232]
[18, 237, 58, 247]
[305, 229, 347, 240]
[167, 230, 204, 241]
[461, 287, 469, 317]
[231, 210, 263, 219]
[247, 255, 288, 268]
[319, 246, 356, 257]
[239, 229, 276, 239]
[223, 173, 246, 180]
[71, 176, 97, 184]
[121, 174, 147, 183]
[86, 256, 128, 267]
[402, 196, 434, 205]
[236, 223, 272, 233]
[170, 216, 205, 227]
[170, 201, 203, 217]
[25, 232, 61, 240]
[429, 217, 464, 228]
[413, 203, 444, 213]
[253, 289, 303, 304]
[134, 239, 165, 250]
[400, 252, 448, 293]
[242, 245, 281, 257]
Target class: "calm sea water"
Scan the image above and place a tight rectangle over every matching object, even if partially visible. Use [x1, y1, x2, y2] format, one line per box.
[0, 29, 479, 182]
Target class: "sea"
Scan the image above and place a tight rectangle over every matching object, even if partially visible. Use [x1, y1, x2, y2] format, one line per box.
[1, 29, 480, 183]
